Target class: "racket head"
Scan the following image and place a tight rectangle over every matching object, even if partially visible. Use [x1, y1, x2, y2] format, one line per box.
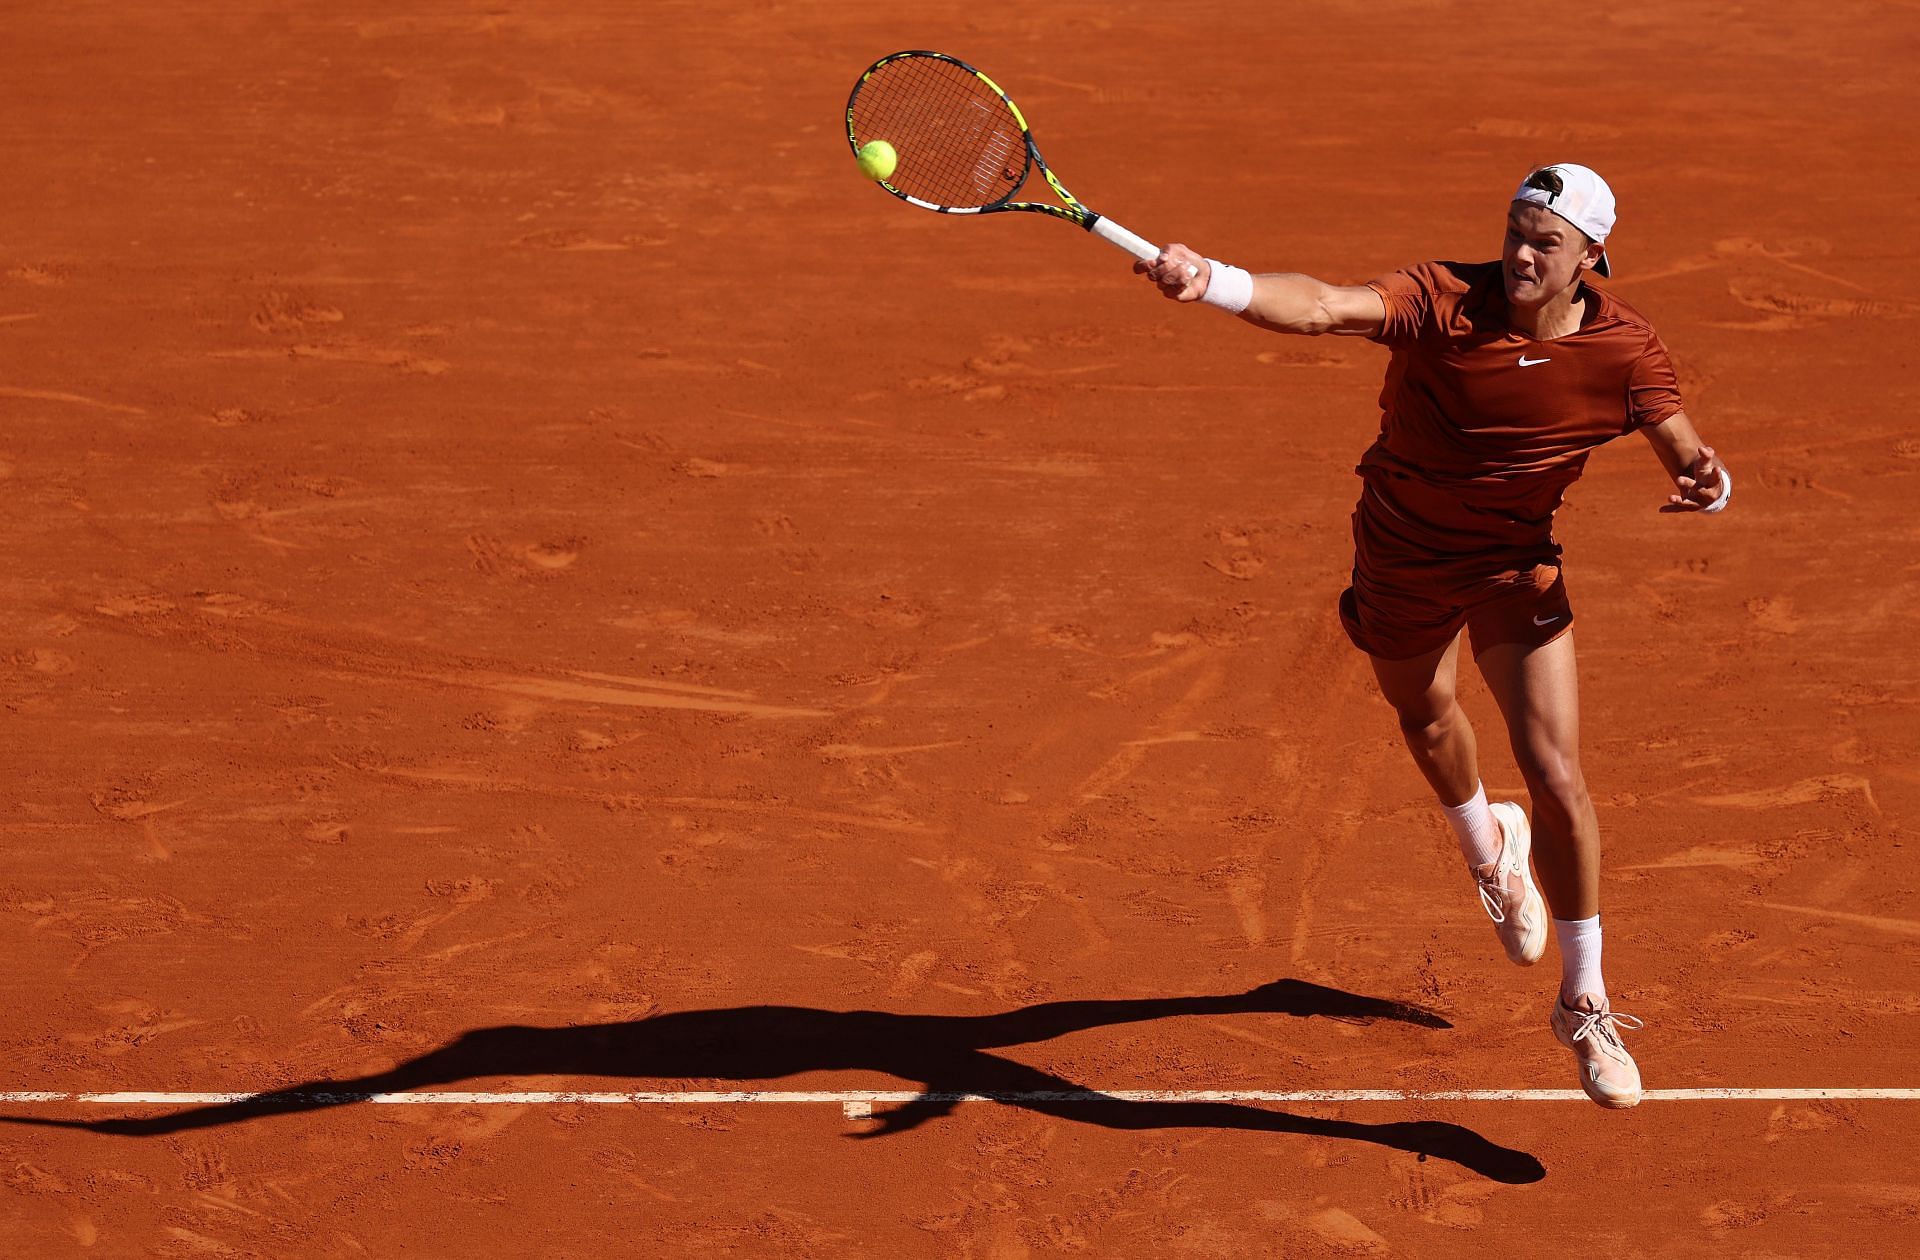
[846, 51, 1037, 215]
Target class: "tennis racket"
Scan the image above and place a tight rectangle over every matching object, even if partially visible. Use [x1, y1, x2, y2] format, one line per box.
[845, 50, 1181, 269]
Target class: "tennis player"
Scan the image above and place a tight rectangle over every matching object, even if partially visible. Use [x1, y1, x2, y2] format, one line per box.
[1137, 164, 1730, 1108]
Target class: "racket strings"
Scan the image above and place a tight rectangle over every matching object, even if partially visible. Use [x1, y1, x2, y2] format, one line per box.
[851, 56, 1028, 209]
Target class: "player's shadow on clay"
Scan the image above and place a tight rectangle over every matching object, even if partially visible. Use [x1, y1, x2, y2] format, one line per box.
[0, 979, 1544, 1183]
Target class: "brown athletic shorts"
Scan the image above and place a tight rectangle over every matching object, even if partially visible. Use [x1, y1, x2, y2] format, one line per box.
[1339, 556, 1574, 661]
[1337, 489, 1575, 661]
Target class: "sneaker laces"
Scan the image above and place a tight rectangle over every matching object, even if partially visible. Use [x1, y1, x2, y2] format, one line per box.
[1474, 856, 1520, 924]
[1565, 1004, 1645, 1051]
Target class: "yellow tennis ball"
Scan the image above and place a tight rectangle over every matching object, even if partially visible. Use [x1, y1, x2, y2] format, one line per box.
[856, 139, 897, 182]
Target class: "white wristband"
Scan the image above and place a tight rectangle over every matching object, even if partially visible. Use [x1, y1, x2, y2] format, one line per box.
[1200, 260, 1253, 314]
[1700, 465, 1732, 514]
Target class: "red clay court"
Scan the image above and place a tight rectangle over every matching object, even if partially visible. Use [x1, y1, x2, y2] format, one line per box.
[3, 2, 1917, 1254]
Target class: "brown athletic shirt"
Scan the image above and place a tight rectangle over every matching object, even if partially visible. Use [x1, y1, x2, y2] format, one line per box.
[1356, 260, 1684, 561]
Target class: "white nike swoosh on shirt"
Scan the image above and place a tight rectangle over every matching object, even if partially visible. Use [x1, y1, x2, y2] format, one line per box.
[1518, 355, 1551, 366]
[1532, 614, 1561, 626]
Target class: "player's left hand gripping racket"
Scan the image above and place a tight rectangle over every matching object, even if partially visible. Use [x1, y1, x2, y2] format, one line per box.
[846, 50, 1176, 266]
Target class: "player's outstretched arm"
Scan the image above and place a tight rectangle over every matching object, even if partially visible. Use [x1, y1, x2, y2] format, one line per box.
[1641, 411, 1732, 514]
[1135, 244, 1385, 337]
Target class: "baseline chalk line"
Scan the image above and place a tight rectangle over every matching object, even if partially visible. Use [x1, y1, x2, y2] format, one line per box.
[5, 1087, 1918, 1122]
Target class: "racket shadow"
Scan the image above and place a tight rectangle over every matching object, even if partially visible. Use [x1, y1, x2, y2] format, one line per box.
[0, 978, 1544, 1184]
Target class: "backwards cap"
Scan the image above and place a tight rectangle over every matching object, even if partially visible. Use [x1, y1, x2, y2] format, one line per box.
[1513, 163, 1616, 277]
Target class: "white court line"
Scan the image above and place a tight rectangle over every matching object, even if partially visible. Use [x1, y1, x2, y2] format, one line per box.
[4, 1087, 1918, 1117]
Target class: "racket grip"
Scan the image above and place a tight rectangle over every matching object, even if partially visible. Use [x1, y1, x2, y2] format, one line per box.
[1087, 215, 1160, 262]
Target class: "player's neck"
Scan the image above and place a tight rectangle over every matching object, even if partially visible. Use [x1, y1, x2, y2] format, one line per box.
[1508, 281, 1588, 342]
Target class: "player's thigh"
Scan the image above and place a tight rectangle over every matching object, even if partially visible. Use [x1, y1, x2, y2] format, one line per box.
[1368, 633, 1466, 729]
[1474, 631, 1586, 792]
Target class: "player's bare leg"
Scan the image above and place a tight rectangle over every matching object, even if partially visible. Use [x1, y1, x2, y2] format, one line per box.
[1370, 635, 1545, 965]
[1476, 630, 1643, 1107]
[1369, 634, 1476, 805]
[1473, 632, 1597, 922]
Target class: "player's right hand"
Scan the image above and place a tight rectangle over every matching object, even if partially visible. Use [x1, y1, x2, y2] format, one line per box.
[1661, 443, 1729, 513]
[1135, 244, 1209, 301]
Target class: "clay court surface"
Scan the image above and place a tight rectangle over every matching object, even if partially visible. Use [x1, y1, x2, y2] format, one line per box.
[3, 0, 1918, 1254]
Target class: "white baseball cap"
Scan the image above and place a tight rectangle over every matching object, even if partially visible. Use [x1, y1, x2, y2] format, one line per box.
[1512, 163, 1616, 277]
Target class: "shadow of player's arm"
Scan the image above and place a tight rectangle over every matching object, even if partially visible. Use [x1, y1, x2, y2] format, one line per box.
[0, 1039, 495, 1136]
[1, 1092, 358, 1137]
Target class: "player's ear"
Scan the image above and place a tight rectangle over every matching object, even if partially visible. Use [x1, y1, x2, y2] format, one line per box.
[1577, 238, 1605, 275]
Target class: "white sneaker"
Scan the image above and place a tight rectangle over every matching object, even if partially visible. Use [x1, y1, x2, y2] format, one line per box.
[1551, 993, 1646, 1109]
[1474, 801, 1547, 966]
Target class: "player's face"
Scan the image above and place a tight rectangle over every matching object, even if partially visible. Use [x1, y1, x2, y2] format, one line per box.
[1502, 203, 1601, 307]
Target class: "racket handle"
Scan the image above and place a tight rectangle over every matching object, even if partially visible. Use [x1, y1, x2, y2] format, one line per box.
[1087, 214, 1159, 262]
[1088, 214, 1198, 278]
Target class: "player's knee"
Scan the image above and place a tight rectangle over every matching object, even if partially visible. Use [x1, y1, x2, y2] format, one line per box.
[1394, 701, 1459, 748]
[1517, 750, 1587, 811]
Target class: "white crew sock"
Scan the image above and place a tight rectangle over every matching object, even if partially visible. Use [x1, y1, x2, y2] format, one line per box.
[1440, 783, 1504, 869]
[1555, 914, 1605, 1005]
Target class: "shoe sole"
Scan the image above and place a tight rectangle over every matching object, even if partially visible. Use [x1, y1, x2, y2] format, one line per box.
[1487, 801, 1547, 966]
